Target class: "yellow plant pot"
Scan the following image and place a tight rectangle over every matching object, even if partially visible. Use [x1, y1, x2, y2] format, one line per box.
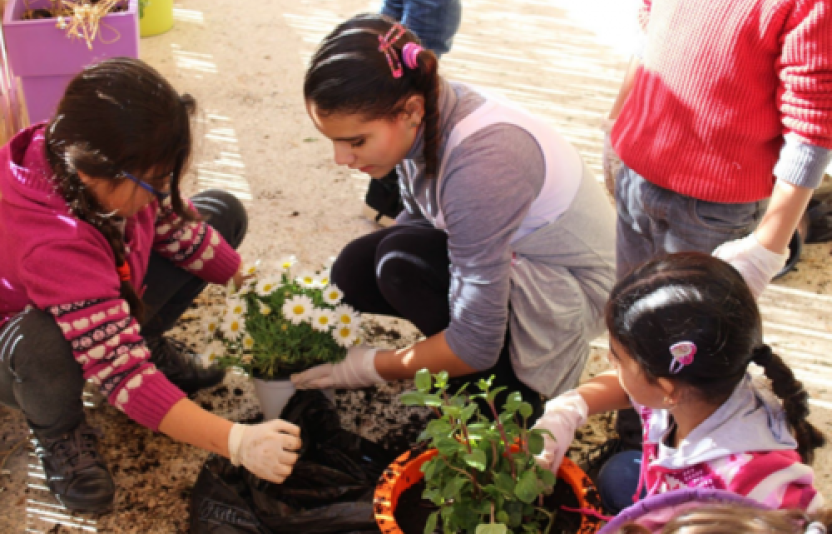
[139, 0, 174, 37]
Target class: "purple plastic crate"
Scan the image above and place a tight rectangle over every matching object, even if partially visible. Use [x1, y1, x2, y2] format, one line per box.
[2, 0, 139, 125]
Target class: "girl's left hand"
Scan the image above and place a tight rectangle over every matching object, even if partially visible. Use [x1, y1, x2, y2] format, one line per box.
[712, 233, 787, 298]
[291, 346, 383, 389]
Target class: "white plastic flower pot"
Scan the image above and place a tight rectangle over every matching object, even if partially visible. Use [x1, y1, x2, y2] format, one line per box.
[251, 377, 296, 421]
[251, 378, 336, 420]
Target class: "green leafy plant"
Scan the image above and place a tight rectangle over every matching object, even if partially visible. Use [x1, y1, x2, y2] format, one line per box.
[201, 258, 358, 379]
[400, 369, 557, 534]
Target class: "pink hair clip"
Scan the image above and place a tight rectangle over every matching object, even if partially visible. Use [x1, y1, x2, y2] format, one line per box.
[402, 42, 423, 70]
[669, 341, 696, 374]
[378, 24, 407, 78]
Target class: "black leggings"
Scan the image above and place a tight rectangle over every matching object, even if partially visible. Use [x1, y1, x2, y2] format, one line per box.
[0, 190, 247, 438]
[331, 225, 543, 420]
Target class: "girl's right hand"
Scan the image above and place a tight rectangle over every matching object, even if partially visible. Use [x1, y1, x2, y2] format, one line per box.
[228, 420, 302, 483]
[530, 389, 589, 473]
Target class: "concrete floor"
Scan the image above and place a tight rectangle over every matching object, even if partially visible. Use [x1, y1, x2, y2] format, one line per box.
[0, 0, 830, 531]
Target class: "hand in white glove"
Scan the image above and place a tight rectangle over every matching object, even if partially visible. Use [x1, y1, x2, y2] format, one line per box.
[228, 419, 301, 483]
[290, 346, 382, 389]
[530, 389, 588, 473]
[712, 233, 788, 299]
[601, 119, 622, 198]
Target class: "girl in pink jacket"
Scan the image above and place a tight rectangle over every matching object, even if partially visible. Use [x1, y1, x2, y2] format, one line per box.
[532, 253, 825, 514]
[0, 58, 300, 514]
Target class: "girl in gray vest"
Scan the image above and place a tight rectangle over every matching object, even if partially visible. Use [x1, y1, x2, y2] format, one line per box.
[292, 13, 616, 416]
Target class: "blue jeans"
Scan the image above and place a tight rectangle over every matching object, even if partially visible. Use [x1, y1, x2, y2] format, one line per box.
[596, 450, 645, 514]
[381, 0, 462, 56]
[614, 166, 766, 448]
[615, 165, 766, 278]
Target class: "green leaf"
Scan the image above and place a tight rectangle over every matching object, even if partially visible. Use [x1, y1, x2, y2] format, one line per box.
[496, 511, 510, 525]
[442, 476, 469, 500]
[504, 391, 523, 412]
[425, 510, 439, 534]
[527, 432, 545, 455]
[463, 449, 487, 471]
[434, 370, 449, 388]
[414, 368, 432, 391]
[461, 403, 479, 423]
[436, 437, 464, 456]
[399, 391, 429, 406]
[514, 470, 541, 504]
[539, 467, 556, 487]
[518, 402, 533, 419]
[476, 524, 508, 534]
[495, 472, 515, 496]
[486, 385, 507, 403]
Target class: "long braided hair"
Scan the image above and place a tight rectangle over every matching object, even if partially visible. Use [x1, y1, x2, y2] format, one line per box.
[303, 13, 442, 177]
[606, 252, 826, 464]
[44, 57, 197, 321]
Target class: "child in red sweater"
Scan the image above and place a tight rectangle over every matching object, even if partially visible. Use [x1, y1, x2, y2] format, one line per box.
[0, 58, 300, 513]
[606, 0, 832, 450]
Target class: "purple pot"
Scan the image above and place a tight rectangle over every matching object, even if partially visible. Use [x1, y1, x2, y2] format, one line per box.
[2, 0, 139, 125]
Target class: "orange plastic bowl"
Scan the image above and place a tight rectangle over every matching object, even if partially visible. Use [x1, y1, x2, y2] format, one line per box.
[374, 447, 604, 533]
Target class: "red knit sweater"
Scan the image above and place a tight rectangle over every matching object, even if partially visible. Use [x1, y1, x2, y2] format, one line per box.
[612, 0, 832, 203]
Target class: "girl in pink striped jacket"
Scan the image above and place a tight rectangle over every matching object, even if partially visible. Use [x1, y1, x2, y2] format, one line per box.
[532, 253, 826, 514]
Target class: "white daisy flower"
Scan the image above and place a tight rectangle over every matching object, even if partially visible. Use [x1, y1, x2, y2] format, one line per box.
[282, 295, 314, 325]
[255, 277, 280, 297]
[332, 324, 357, 348]
[276, 255, 297, 273]
[310, 308, 335, 332]
[258, 302, 273, 316]
[243, 261, 259, 277]
[200, 340, 225, 368]
[202, 316, 220, 340]
[226, 297, 247, 317]
[295, 270, 317, 288]
[333, 304, 361, 328]
[221, 314, 246, 339]
[322, 285, 343, 306]
[318, 269, 331, 288]
[242, 334, 255, 351]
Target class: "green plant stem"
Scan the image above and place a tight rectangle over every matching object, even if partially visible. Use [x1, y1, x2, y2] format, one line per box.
[490, 440, 498, 471]
[536, 506, 556, 534]
[488, 400, 516, 479]
[459, 421, 474, 455]
[439, 453, 481, 498]
[443, 388, 472, 454]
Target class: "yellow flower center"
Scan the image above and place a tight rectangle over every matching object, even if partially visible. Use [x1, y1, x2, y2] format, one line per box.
[292, 305, 305, 315]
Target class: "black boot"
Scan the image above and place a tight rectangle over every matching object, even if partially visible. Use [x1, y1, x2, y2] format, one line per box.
[362, 169, 404, 227]
[32, 422, 115, 514]
[146, 335, 225, 395]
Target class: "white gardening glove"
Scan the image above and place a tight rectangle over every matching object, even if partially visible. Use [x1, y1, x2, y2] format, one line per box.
[290, 346, 383, 389]
[228, 419, 301, 484]
[601, 119, 622, 198]
[712, 233, 788, 299]
[530, 389, 588, 473]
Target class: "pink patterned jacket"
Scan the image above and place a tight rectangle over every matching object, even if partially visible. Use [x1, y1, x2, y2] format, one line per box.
[633, 375, 823, 512]
[0, 124, 241, 430]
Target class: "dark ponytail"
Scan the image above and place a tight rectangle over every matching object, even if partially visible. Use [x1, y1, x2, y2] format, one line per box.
[44, 57, 198, 321]
[752, 345, 826, 464]
[304, 13, 443, 177]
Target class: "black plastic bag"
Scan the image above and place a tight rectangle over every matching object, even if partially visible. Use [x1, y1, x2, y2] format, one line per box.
[190, 390, 400, 534]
